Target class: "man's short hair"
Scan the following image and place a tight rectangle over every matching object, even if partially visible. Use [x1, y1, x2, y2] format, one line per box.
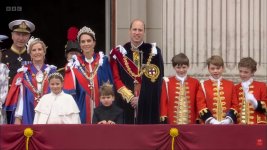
[130, 19, 145, 30]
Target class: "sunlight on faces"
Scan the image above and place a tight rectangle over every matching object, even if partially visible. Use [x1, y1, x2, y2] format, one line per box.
[79, 34, 95, 55]
[49, 78, 63, 95]
[100, 95, 114, 107]
[174, 64, 189, 77]
[11, 32, 30, 49]
[129, 20, 145, 46]
[208, 64, 224, 79]
[238, 67, 254, 82]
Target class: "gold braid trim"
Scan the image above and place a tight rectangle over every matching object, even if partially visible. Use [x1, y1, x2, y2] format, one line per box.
[199, 108, 209, 116]
[57, 67, 65, 72]
[260, 101, 267, 111]
[117, 86, 134, 103]
[230, 108, 238, 116]
[123, 50, 153, 78]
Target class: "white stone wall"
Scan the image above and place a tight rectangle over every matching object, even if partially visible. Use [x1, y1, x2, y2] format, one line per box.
[116, 0, 267, 83]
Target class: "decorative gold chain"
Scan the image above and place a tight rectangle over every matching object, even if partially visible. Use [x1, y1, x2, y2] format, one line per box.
[79, 64, 99, 81]
[25, 72, 47, 101]
[123, 51, 153, 78]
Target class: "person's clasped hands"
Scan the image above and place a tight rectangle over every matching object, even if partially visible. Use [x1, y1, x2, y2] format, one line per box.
[97, 120, 115, 124]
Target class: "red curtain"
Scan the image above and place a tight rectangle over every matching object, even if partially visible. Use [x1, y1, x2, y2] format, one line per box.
[0, 124, 266, 150]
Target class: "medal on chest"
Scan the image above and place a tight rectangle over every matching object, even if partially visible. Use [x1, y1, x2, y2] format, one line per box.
[36, 71, 44, 83]
[17, 56, 23, 62]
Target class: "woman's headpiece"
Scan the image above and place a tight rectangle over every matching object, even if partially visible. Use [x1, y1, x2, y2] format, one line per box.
[48, 72, 64, 81]
[26, 36, 40, 53]
[77, 26, 96, 41]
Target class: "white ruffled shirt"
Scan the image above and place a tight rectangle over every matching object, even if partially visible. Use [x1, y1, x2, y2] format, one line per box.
[33, 91, 81, 124]
[241, 78, 253, 93]
[209, 76, 222, 90]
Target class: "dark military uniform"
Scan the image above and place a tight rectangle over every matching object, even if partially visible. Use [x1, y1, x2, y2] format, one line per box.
[4, 19, 35, 124]
[1, 46, 31, 86]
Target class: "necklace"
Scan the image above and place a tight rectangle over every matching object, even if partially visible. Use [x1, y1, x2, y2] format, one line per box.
[123, 50, 153, 78]
[36, 72, 44, 83]
[25, 71, 47, 102]
[79, 63, 100, 89]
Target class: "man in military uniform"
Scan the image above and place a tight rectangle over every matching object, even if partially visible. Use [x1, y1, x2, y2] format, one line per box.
[110, 19, 164, 124]
[1, 19, 35, 87]
[1, 19, 35, 124]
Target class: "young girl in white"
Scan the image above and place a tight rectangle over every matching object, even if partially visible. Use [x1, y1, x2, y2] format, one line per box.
[33, 72, 81, 124]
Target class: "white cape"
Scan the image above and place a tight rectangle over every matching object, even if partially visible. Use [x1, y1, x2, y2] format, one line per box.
[33, 91, 81, 124]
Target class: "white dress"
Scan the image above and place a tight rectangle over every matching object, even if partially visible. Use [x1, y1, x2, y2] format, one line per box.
[33, 91, 81, 124]
[0, 63, 9, 124]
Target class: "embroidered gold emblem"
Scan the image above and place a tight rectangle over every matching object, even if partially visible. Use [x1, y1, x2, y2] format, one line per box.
[143, 64, 160, 82]
[19, 21, 27, 29]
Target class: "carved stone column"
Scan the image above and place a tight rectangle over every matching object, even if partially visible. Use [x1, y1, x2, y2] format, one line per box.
[162, 0, 267, 83]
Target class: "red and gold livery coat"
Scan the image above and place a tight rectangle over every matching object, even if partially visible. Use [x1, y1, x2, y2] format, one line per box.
[160, 76, 201, 124]
[235, 81, 267, 124]
[201, 79, 238, 122]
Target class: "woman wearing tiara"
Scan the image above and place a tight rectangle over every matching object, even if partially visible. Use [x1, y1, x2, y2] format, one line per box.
[64, 26, 113, 124]
[4, 37, 57, 124]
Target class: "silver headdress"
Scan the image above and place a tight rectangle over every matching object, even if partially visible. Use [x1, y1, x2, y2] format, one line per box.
[77, 26, 96, 41]
[48, 72, 64, 81]
[26, 36, 40, 53]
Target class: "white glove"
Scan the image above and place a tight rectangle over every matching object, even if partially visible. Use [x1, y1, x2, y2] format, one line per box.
[245, 93, 258, 109]
[209, 118, 221, 124]
[241, 82, 249, 93]
[220, 117, 233, 124]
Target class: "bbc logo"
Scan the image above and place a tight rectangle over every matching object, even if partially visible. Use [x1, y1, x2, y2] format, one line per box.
[6, 6, 22, 12]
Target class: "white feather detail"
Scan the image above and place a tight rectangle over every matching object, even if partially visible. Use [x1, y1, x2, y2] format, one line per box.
[151, 43, 157, 55]
[117, 45, 127, 55]
[98, 51, 104, 66]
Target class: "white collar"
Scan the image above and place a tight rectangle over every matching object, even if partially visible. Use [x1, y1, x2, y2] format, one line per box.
[176, 74, 187, 84]
[85, 57, 94, 63]
[241, 78, 253, 92]
[51, 91, 64, 97]
[209, 75, 222, 82]
[209, 76, 222, 89]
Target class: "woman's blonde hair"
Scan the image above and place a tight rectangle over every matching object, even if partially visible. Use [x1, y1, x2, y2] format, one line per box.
[27, 37, 47, 54]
